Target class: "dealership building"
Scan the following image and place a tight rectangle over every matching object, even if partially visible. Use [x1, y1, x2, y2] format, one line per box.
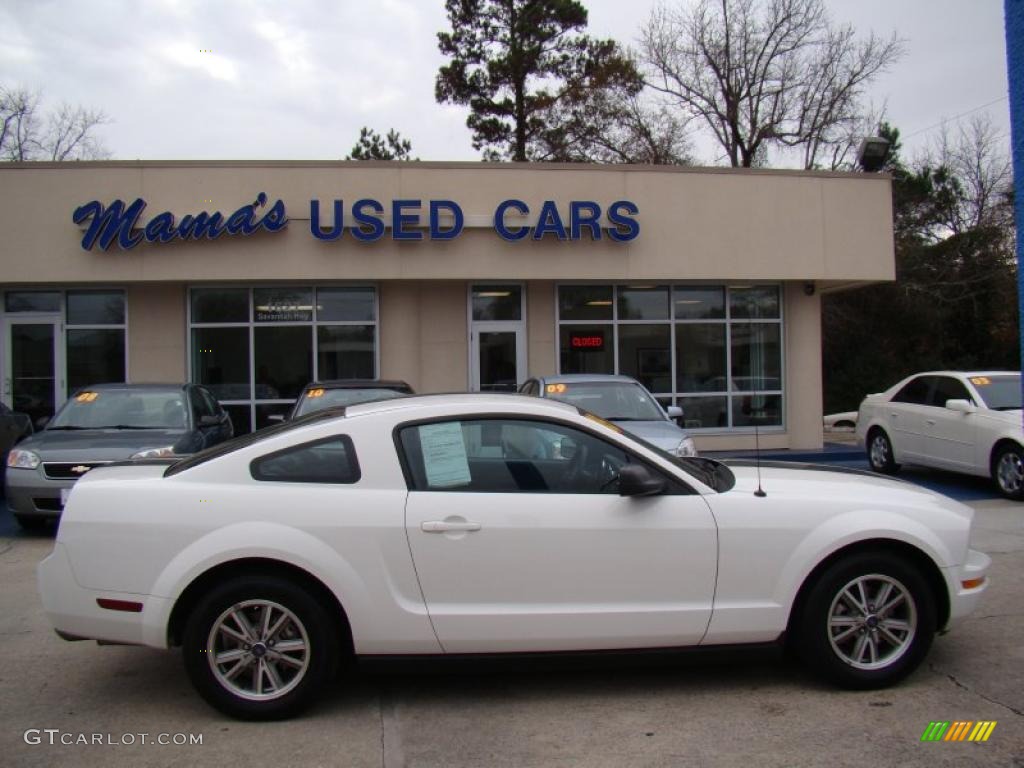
[0, 161, 893, 450]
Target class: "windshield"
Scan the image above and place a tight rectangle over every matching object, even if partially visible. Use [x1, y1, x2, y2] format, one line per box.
[970, 374, 1021, 410]
[294, 387, 407, 417]
[547, 382, 666, 421]
[48, 389, 188, 430]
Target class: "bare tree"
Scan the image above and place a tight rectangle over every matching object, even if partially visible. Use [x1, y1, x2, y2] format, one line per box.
[1, 85, 110, 161]
[640, 0, 903, 168]
[529, 77, 694, 164]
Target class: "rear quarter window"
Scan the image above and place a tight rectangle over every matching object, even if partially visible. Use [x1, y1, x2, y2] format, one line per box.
[250, 436, 360, 484]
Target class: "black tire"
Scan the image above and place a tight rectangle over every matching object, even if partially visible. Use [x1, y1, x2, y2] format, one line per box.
[866, 428, 899, 475]
[991, 443, 1024, 501]
[15, 515, 52, 532]
[795, 552, 936, 689]
[182, 575, 337, 720]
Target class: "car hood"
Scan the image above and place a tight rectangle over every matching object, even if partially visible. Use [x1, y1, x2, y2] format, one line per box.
[984, 408, 1024, 426]
[721, 459, 973, 520]
[17, 429, 189, 461]
[611, 419, 688, 450]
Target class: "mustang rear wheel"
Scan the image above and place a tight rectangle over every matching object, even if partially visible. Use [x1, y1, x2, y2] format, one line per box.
[796, 553, 935, 689]
[992, 443, 1024, 500]
[867, 429, 899, 475]
[183, 576, 336, 719]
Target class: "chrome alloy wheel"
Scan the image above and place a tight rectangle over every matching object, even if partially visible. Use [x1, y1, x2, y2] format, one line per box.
[996, 450, 1024, 495]
[869, 435, 890, 469]
[827, 574, 917, 670]
[206, 599, 310, 701]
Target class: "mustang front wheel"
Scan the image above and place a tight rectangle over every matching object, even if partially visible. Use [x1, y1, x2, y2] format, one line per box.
[183, 575, 336, 719]
[796, 553, 935, 688]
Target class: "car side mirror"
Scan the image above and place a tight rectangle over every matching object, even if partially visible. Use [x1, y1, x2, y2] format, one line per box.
[945, 399, 976, 414]
[666, 405, 683, 420]
[618, 464, 666, 497]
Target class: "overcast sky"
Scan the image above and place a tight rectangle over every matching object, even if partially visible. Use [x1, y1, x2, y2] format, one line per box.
[0, 0, 1012, 166]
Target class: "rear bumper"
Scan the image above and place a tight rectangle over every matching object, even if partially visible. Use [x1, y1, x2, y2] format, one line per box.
[942, 548, 992, 631]
[37, 542, 170, 648]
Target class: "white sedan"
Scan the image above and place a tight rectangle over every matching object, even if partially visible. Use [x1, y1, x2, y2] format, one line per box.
[39, 394, 989, 719]
[857, 371, 1023, 499]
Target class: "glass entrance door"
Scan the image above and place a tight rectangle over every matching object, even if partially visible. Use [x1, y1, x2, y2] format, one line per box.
[472, 326, 526, 392]
[3, 319, 63, 426]
[469, 285, 526, 392]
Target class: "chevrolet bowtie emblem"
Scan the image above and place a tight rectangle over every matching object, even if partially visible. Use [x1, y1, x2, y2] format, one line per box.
[70, 465, 91, 474]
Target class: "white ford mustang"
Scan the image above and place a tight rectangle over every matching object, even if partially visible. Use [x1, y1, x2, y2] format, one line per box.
[38, 394, 990, 719]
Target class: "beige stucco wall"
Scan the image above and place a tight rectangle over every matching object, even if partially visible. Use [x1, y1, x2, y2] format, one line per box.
[379, 281, 467, 392]
[127, 284, 186, 382]
[0, 161, 893, 285]
[527, 281, 556, 378]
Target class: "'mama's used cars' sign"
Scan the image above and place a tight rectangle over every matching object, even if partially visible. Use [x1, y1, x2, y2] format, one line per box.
[73, 194, 640, 251]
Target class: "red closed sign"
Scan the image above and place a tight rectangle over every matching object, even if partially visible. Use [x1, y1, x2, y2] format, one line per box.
[569, 332, 604, 350]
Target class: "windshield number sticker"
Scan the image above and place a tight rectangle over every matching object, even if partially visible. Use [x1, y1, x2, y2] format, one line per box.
[546, 384, 567, 394]
[75, 392, 99, 403]
[307, 388, 325, 398]
[969, 377, 991, 386]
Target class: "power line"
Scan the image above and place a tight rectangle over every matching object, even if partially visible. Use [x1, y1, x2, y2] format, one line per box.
[903, 96, 1008, 139]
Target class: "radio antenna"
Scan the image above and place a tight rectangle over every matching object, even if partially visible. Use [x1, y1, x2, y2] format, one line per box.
[753, 389, 766, 497]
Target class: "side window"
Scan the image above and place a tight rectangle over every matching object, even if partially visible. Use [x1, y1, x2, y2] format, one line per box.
[251, 436, 360, 484]
[398, 418, 677, 494]
[930, 377, 971, 407]
[891, 376, 932, 405]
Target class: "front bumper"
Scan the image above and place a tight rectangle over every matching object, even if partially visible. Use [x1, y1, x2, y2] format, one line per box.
[942, 548, 992, 631]
[38, 542, 170, 648]
[5, 467, 74, 520]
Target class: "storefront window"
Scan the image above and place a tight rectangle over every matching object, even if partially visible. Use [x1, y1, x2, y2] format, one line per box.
[617, 285, 669, 320]
[189, 286, 377, 434]
[559, 285, 613, 321]
[66, 290, 126, 325]
[317, 326, 375, 379]
[617, 324, 671, 393]
[557, 284, 783, 430]
[191, 287, 248, 323]
[67, 328, 126, 393]
[65, 290, 126, 394]
[472, 285, 522, 321]
[5, 291, 61, 313]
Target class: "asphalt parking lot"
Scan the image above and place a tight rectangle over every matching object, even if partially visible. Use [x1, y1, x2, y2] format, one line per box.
[0, 465, 1021, 768]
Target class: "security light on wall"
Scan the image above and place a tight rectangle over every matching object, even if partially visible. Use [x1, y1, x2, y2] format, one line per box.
[857, 137, 891, 172]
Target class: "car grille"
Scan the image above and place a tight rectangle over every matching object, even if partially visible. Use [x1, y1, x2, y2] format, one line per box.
[42, 462, 110, 480]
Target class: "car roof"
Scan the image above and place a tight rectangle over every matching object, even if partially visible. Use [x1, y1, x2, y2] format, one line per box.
[74, 382, 191, 392]
[902, 371, 1019, 380]
[345, 392, 580, 418]
[533, 374, 640, 385]
[303, 379, 412, 391]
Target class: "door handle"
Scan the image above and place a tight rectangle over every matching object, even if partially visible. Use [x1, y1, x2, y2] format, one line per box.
[421, 520, 482, 533]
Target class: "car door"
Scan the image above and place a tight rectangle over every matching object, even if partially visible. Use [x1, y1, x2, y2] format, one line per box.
[886, 376, 934, 462]
[399, 416, 718, 653]
[921, 376, 977, 470]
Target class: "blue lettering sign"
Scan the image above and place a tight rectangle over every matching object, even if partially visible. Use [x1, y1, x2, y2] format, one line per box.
[310, 199, 344, 241]
[494, 199, 531, 241]
[430, 200, 463, 240]
[351, 199, 386, 242]
[392, 200, 422, 241]
[532, 200, 568, 240]
[606, 200, 640, 242]
[74, 192, 288, 251]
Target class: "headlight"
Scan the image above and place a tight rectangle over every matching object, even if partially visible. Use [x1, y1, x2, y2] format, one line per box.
[6, 449, 41, 469]
[130, 446, 177, 459]
[674, 437, 698, 457]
